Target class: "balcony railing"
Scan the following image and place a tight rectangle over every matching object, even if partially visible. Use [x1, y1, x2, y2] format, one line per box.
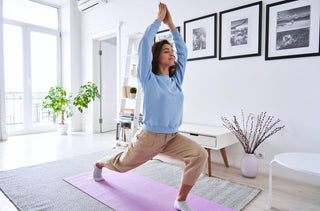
[5, 92, 55, 131]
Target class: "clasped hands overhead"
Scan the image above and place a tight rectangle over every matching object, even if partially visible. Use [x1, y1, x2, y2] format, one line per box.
[157, 2, 176, 31]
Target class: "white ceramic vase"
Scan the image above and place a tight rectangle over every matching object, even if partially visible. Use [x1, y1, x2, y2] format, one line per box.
[240, 153, 258, 178]
[131, 64, 137, 77]
[57, 123, 69, 135]
[130, 93, 136, 98]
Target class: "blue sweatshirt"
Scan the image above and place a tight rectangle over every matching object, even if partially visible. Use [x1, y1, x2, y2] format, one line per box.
[137, 19, 188, 134]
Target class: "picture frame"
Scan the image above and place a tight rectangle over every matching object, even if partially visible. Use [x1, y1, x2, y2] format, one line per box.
[154, 27, 180, 43]
[219, 1, 262, 60]
[265, 0, 320, 60]
[184, 13, 217, 61]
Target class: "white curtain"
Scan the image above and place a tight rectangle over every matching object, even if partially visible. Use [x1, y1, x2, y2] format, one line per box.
[0, 0, 8, 141]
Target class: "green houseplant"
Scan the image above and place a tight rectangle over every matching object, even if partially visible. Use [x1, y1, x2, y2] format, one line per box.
[73, 82, 100, 113]
[129, 87, 137, 98]
[42, 86, 72, 125]
[43, 82, 100, 134]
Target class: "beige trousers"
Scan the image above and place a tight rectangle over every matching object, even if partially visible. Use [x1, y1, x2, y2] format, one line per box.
[99, 129, 208, 186]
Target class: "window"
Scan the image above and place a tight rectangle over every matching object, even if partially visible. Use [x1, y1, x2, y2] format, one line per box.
[3, 0, 58, 29]
[31, 31, 58, 127]
[3, 24, 24, 131]
[3, 0, 60, 134]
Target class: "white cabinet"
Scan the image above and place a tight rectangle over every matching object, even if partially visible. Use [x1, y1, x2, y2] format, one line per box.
[182, 133, 217, 149]
[179, 123, 238, 176]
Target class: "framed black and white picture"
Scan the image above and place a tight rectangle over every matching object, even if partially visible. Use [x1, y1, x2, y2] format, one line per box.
[184, 13, 217, 61]
[219, 1, 262, 60]
[266, 0, 320, 60]
[154, 27, 180, 43]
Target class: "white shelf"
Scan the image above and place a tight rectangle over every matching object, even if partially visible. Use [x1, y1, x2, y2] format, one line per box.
[117, 34, 143, 142]
[114, 118, 133, 122]
[122, 75, 137, 80]
[121, 97, 136, 100]
[124, 54, 138, 59]
[126, 32, 143, 39]
[115, 140, 129, 147]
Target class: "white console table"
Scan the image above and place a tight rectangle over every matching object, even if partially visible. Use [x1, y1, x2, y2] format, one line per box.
[268, 152, 320, 209]
[179, 123, 238, 176]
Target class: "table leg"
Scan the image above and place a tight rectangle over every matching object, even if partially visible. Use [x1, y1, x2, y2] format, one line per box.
[205, 148, 212, 177]
[220, 148, 229, 167]
[268, 159, 275, 209]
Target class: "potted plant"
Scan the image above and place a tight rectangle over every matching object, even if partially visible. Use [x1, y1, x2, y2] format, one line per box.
[43, 82, 100, 135]
[73, 82, 100, 113]
[129, 87, 137, 98]
[221, 110, 285, 178]
[42, 86, 72, 135]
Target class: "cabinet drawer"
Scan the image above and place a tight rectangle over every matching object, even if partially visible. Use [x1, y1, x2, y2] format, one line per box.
[181, 132, 217, 148]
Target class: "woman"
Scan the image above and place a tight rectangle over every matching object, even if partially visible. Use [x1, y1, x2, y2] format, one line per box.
[93, 3, 207, 211]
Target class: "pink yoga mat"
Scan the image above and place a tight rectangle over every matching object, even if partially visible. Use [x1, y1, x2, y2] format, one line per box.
[64, 169, 235, 211]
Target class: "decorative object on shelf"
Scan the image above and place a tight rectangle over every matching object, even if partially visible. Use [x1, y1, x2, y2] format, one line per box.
[221, 110, 285, 178]
[129, 87, 137, 98]
[121, 108, 134, 115]
[265, 0, 320, 60]
[42, 82, 100, 135]
[219, 1, 262, 60]
[122, 86, 133, 98]
[131, 64, 137, 77]
[184, 13, 217, 61]
[120, 122, 132, 142]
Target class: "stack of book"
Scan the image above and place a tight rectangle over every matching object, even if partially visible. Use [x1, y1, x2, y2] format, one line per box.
[119, 113, 133, 121]
[116, 113, 144, 141]
[116, 122, 132, 141]
[119, 108, 134, 121]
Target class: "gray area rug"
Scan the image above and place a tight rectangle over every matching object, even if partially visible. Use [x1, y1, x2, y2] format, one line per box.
[0, 149, 261, 211]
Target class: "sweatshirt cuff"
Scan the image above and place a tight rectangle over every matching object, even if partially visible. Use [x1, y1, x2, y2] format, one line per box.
[171, 28, 180, 37]
[154, 19, 161, 26]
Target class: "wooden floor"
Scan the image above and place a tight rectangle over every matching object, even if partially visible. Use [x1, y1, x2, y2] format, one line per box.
[0, 132, 319, 211]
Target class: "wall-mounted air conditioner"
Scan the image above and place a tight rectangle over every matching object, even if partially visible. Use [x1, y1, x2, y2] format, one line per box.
[77, 0, 108, 12]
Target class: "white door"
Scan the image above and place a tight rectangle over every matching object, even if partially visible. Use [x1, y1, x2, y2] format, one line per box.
[100, 38, 117, 132]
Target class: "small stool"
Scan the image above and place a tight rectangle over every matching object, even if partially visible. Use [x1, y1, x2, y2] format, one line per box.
[268, 152, 320, 209]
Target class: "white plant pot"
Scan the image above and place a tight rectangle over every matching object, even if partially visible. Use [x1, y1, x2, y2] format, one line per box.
[130, 93, 136, 98]
[240, 153, 258, 178]
[57, 123, 69, 135]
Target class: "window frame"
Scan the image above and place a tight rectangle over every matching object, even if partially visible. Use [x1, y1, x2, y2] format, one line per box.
[3, 2, 61, 135]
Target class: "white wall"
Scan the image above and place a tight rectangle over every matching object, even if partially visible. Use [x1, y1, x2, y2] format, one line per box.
[0, 0, 8, 141]
[69, 0, 82, 131]
[79, 0, 320, 185]
[60, 0, 82, 131]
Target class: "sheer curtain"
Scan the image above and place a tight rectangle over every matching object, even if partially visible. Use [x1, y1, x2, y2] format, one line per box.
[0, 0, 8, 141]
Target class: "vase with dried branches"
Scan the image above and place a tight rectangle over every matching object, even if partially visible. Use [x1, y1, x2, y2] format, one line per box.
[221, 110, 285, 177]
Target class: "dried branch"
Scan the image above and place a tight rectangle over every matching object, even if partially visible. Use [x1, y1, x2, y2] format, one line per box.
[221, 111, 285, 154]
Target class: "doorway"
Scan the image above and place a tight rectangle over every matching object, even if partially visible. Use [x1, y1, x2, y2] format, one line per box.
[99, 37, 117, 132]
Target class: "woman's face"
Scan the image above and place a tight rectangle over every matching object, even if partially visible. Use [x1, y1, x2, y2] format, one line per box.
[158, 44, 175, 67]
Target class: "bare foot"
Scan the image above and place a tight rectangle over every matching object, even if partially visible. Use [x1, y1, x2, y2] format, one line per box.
[95, 162, 103, 169]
